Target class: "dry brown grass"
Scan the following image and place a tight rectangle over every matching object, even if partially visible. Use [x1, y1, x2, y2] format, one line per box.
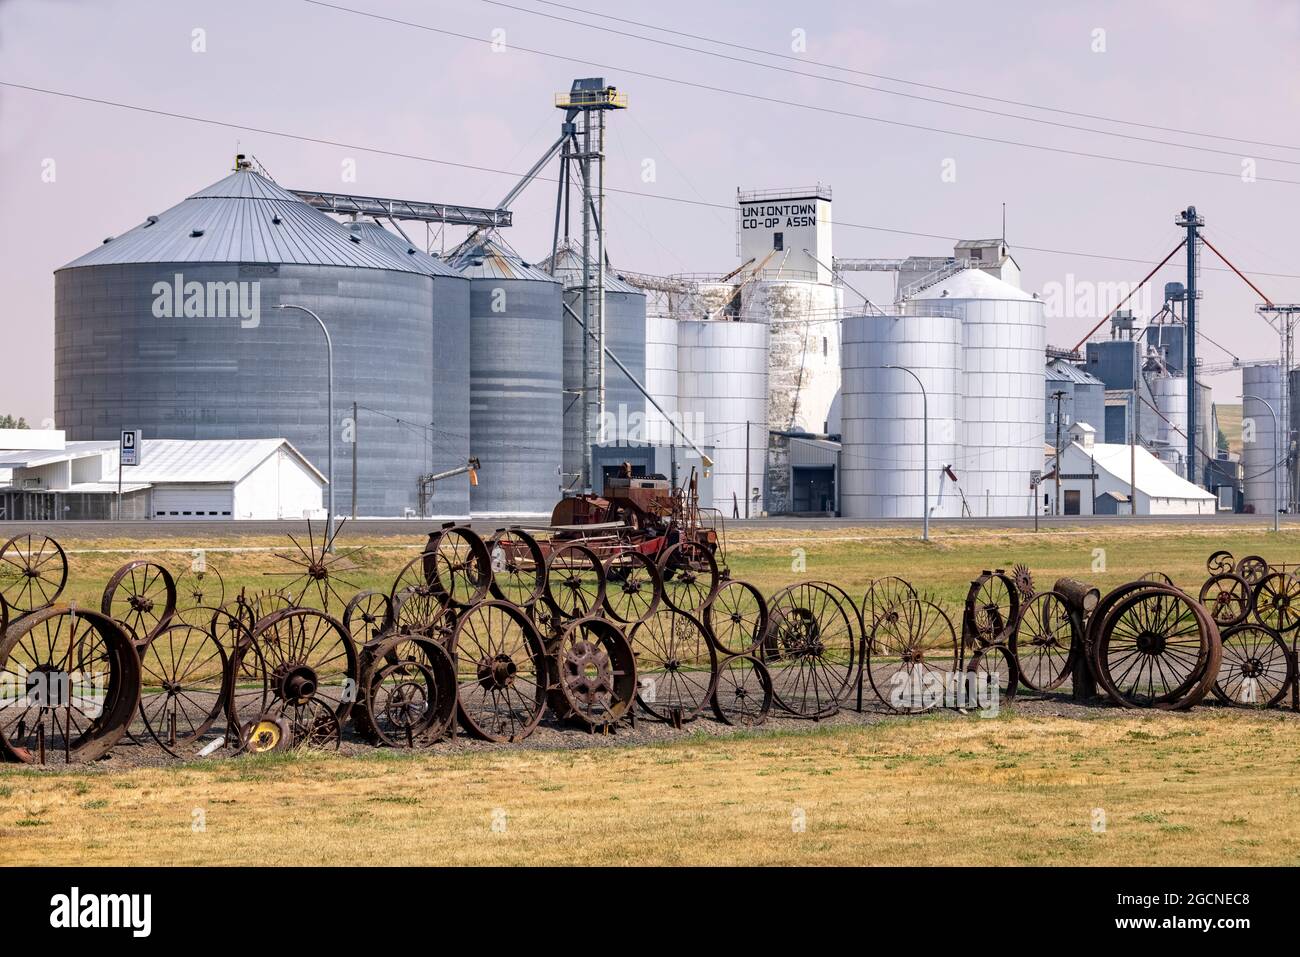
[4, 711, 1298, 866]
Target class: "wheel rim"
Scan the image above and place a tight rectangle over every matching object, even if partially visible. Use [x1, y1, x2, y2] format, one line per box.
[1012, 591, 1077, 691]
[450, 601, 547, 742]
[629, 608, 716, 722]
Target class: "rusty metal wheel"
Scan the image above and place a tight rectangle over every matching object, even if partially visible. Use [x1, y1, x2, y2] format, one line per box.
[353, 633, 457, 747]
[1236, 555, 1269, 585]
[1094, 585, 1221, 709]
[629, 608, 717, 723]
[966, 644, 1018, 707]
[1011, 590, 1078, 691]
[343, 589, 394, 645]
[0, 533, 68, 614]
[101, 560, 177, 646]
[1139, 571, 1175, 586]
[763, 582, 856, 718]
[487, 528, 546, 607]
[546, 617, 637, 731]
[602, 551, 663, 624]
[239, 713, 293, 754]
[266, 519, 365, 613]
[545, 543, 606, 620]
[1251, 572, 1300, 634]
[1198, 573, 1253, 628]
[866, 598, 958, 714]
[174, 559, 225, 615]
[0, 606, 141, 763]
[1207, 550, 1235, 575]
[527, 595, 567, 642]
[136, 621, 228, 756]
[450, 600, 547, 742]
[706, 579, 768, 656]
[657, 541, 720, 615]
[964, 569, 1019, 647]
[711, 654, 774, 727]
[227, 608, 358, 749]
[1213, 623, 1295, 708]
[424, 525, 492, 608]
[390, 554, 453, 639]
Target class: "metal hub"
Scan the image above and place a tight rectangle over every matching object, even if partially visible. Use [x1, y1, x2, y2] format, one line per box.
[477, 653, 518, 691]
[128, 594, 155, 614]
[272, 662, 319, 703]
[1135, 631, 1166, 655]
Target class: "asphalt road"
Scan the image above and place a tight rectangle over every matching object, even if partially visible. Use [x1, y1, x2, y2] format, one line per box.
[0, 511, 1293, 542]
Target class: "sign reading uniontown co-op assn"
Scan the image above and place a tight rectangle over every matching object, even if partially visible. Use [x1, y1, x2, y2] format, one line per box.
[736, 187, 834, 283]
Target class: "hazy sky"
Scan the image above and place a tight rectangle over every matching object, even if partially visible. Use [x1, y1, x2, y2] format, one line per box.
[3, 0, 1298, 424]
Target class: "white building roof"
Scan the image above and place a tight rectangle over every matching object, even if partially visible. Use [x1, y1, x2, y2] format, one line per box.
[105, 439, 326, 484]
[1073, 441, 1214, 501]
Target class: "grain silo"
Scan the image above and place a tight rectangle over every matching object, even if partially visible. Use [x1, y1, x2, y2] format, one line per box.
[643, 314, 679, 445]
[449, 233, 563, 517]
[1242, 363, 1285, 515]
[676, 319, 768, 516]
[1149, 372, 1189, 477]
[538, 243, 646, 488]
[54, 164, 451, 517]
[346, 221, 471, 517]
[840, 312, 964, 519]
[906, 269, 1046, 516]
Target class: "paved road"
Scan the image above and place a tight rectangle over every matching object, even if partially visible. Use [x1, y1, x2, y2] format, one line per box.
[0, 512, 1293, 543]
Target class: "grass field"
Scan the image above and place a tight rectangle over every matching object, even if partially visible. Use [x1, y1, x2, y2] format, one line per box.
[5, 520, 1300, 866]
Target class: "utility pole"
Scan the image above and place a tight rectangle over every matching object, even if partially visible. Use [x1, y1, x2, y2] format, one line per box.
[1051, 390, 1066, 516]
[1177, 206, 1204, 487]
[351, 400, 358, 520]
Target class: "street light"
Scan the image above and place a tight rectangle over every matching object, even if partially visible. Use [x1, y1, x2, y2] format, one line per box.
[1241, 392, 1280, 534]
[276, 304, 335, 549]
[882, 364, 930, 542]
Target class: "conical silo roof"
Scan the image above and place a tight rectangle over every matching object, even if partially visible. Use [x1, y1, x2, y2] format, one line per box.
[345, 220, 465, 278]
[536, 242, 644, 295]
[445, 232, 559, 283]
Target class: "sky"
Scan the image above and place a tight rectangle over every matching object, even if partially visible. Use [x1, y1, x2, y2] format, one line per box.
[2, 0, 1299, 425]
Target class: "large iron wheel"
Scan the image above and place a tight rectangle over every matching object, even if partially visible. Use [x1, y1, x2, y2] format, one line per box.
[1206, 550, 1235, 575]
[174, 559, 225, 616]
[343, 589, 394, 646]
[0, 606, 141, 763]
[450, 600, 547, 742]
[657, 541, 720, 615]
[1236, 555, 1269, 585]
[389, 554, 453, 640]
[547, 617, 637, 732]
[1011, 590, 1077, 691]
[964, 569, 1019, 647]
[763, 582, 856, 718]
[1095, 586, 1221, 709]
[866, 598, 958, 714]
[706, 579, 769, 656]
[136, 621, 228, 756]
[711, 654, 774, 727]
[1212, 623, 1294, 707]
[0, 533, 68, 614]
[424, 525, 493, 608]
[545, 543, 606, 620]
[628, 608, 717, 723]
[101, 560, 177, 646]
[1199, 573, 1253, 628]
[353, 633, 457, 747]
[1251, 572, 1300, 634]
[602, 551, 663, 624]
[487, 528, 546, 607]
[967, 644, 1018, 707]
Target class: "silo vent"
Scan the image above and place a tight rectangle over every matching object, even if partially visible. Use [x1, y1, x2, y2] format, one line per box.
[190, 228, 205, 238]
[102, 237, 114, 244]
[143, 215, 159, 228]
[272, 214, 282, 225]
[349, 233, 362, 243]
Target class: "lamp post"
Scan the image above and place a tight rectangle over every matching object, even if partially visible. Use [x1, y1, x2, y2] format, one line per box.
[883, 364, 930, 542]
[276, 304, 335, 549]
[1241, 392, 1280, 534]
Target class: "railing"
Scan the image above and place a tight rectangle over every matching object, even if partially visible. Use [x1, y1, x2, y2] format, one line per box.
[555, 89, 628, 109]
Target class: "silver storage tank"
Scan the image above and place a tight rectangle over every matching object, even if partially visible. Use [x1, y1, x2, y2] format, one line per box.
[348, 221, 471, 517]
[541, 244, 647, 488]
[54, 167, 446, 517]
[450, 234, 564, 517]
[907, 269, 1045, 517]
[643, 314, 679, 446]
[1242, 363, 1284, 515]
[676, 319, 768, 515]
[840, 312, 964, 519]
[1149, 373, 1188, 478]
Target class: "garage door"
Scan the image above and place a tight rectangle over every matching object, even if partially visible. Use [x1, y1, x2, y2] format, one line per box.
[152, 486, 235, 521]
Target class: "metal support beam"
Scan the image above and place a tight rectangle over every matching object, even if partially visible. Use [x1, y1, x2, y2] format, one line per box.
[291, 190, 511, 228]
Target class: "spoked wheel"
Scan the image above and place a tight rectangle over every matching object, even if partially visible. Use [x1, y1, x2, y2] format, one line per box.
[228, 608, 358, 749]
[0, 533, 68, 614]
[1236, 555, 1269, 585]
[602, 551, 663, 625]
[0, 606, 141, 763]
[711, 655, 774, 727]
[867, 598, 959, 714]
[1213, 623, 1295, 707]
[423, 525, 492, 608]
[1012, 590, 1078, 691]
[763, 582, 857, 718]
[1207, 550, 1235, 575]
[101, 560, 177, 646]
[706, 579, 769, 656]
[547, 617, 637, 732]
[862, 577, 918, 634]
[1198, 573, 1253, 628]
[174, 560, 225, 616]
[487, 528, 546, 607]
[1095, 586, 1221, 709]
[450, 600, 548, 742]
[963, 570, 1019, 648]
[1139, 571, 1175, 586]
[1251, 572, 1300, 634]
[545, 543, 606, 620]
[390, 554, 453, 640]
[266, 519, 365, 614]
[628, 608, 717, 723]
[353, 633, 457, 747]
[657, 541, 720, 615]
[135, 622, 228, 756]
[966, 645, 1018, 707]
[343, 589, 394, 646]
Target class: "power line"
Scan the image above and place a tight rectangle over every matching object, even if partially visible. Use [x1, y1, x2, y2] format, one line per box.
[5, 79, 1300, 282]
[524, 0, 1300, 154]
[479, 0, 1300, 167]
[297, 0, 1300, 187]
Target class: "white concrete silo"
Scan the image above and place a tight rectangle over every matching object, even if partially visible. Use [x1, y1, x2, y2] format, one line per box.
[676, 319, 768, 516]
[1149, 373, 1189, 477]
[643, 314, 679, 445]
[906, 269, 1046, 516]
[1242, 363, 1285, 515]
[840, 312, 964, 519]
